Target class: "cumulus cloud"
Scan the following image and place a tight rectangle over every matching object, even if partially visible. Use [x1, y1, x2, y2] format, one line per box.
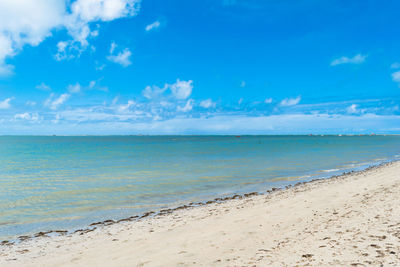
[69, 0, 139, 23]
[346, 104, 358, 114]
[36, 82, 51, 91]
[0, 97, 13, 109]
[392, 71, 400, 84]
[25, 101, 36, 107]
[200, 99, 216, 108]
[95, 62, 106, 71]
[67, 80, 107, 93]
[117, 100, 136, 113]
[107, 42, 132, 67]
[68, 83, 81, 93]
[142, 85, 167, 100]
[177, 99, 194, 112]
[109, 42, 117, 54]
[14, 112, 40, 121]
[142, 79, 193, 101]
[330, 54, 367, 66]
[0, 0, 140, 73]
[170, 79, 193, 100]
[44, 93, 70, 110]
[52, 94, 70, 110]
[280, 96, 301, 106]
[0, 34, 15, 75]
[264, 98, 273, 104]
[145, 20, 160, 31]
[25, 101, 37, 107]
[58, 0, 140, 59]
[0, 0, 66, 75]
[54, 41, 69, 61]
[89, 81, 96, 89]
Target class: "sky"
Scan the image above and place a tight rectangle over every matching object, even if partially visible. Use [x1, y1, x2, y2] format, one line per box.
[0, 0, 399, 135]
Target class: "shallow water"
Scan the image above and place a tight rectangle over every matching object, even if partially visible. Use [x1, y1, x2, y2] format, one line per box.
[0, 135, 399, 240]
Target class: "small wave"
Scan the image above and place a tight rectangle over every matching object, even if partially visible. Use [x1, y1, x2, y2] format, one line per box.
[321, 169, 340, 173]
[298, 175, 312, 179]
[269, 174, 312, 182]
[373, 158, 387, 161]
[342, 162, 369, 169]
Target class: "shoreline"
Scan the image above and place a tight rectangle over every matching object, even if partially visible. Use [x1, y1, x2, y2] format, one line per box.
[1, 160, 400, 265]
[1, 159, 397, 246]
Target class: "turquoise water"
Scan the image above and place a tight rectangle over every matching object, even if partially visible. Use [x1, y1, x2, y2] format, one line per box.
[0, 135, 400, 240]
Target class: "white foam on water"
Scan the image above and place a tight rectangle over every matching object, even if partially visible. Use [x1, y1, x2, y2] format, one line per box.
[321, 169, 340, 173]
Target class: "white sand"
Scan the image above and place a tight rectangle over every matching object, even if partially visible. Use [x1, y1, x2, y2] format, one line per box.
[1, 161, 400, 266]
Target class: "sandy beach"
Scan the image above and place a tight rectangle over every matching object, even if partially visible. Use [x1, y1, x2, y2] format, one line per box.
[1, 161, 399, 266]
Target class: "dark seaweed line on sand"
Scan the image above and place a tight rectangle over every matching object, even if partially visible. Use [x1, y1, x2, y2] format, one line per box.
[1, 160, 397, 246]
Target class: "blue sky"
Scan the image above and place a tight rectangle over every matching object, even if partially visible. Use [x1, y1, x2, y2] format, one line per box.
[0, 0, 399, 134]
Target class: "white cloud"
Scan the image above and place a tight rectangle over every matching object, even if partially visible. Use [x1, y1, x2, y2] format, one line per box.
[240, 81, 246, 87]
[142, 79, 193, 100]
[177, 99, 194, 112]
[89, 80, 96, 89]
[54, 41, 73, 61]
[346, 104, 358, 114]
[111, 96, 119, 105]
[264, 98, 273, 104]
[0, 0, 66, 75]
[280, 96, 301, 106]
[238, 98, 244, 105]
[331, 54, 367, 66]
[142, 85, 167, 100]
[0, 0, 140, 72]
[145, 20, 160, 32]
[26, 101, 36, 107]
[68, 83, 81, 93]
[392, 71, 400, 84]
[109, 42, 117, 54]
[160, 101, 172, 107]
[95, 62, 106, 71]
[0, 97, 13, 109]
[107, 43, 132, 67]
[59, 0, 140, 58]
[117, 100, 136, 113]
[170, 79, 193, 99]
[70, 0, 139, 22]
[66, 80, 108, 94]
[14, 112, 40, 121]
[52, 93, 70, 110]
[0, 34, 14, 75]
[36, 82, 51, 91]
[391, 62, 400, 69]
[45, 93, 70, 110]
[14, 112, 30, 120]
[200, 99, 216, 108]
[0, 35, 14, 75]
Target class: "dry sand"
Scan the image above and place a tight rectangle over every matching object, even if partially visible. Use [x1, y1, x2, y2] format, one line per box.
[1, 161, 400, 266]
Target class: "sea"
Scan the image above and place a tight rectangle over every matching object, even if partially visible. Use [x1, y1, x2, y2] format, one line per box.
[1, 135, 399, 241]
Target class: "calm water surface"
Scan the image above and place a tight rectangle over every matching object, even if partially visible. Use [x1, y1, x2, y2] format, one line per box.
[0, 135, 399, 240]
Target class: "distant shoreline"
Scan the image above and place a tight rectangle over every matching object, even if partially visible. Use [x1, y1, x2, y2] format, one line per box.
[1, 134, 400, 137]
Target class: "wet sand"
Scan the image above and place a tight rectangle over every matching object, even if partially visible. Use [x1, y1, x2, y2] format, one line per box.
[1, 161, 400, 266]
